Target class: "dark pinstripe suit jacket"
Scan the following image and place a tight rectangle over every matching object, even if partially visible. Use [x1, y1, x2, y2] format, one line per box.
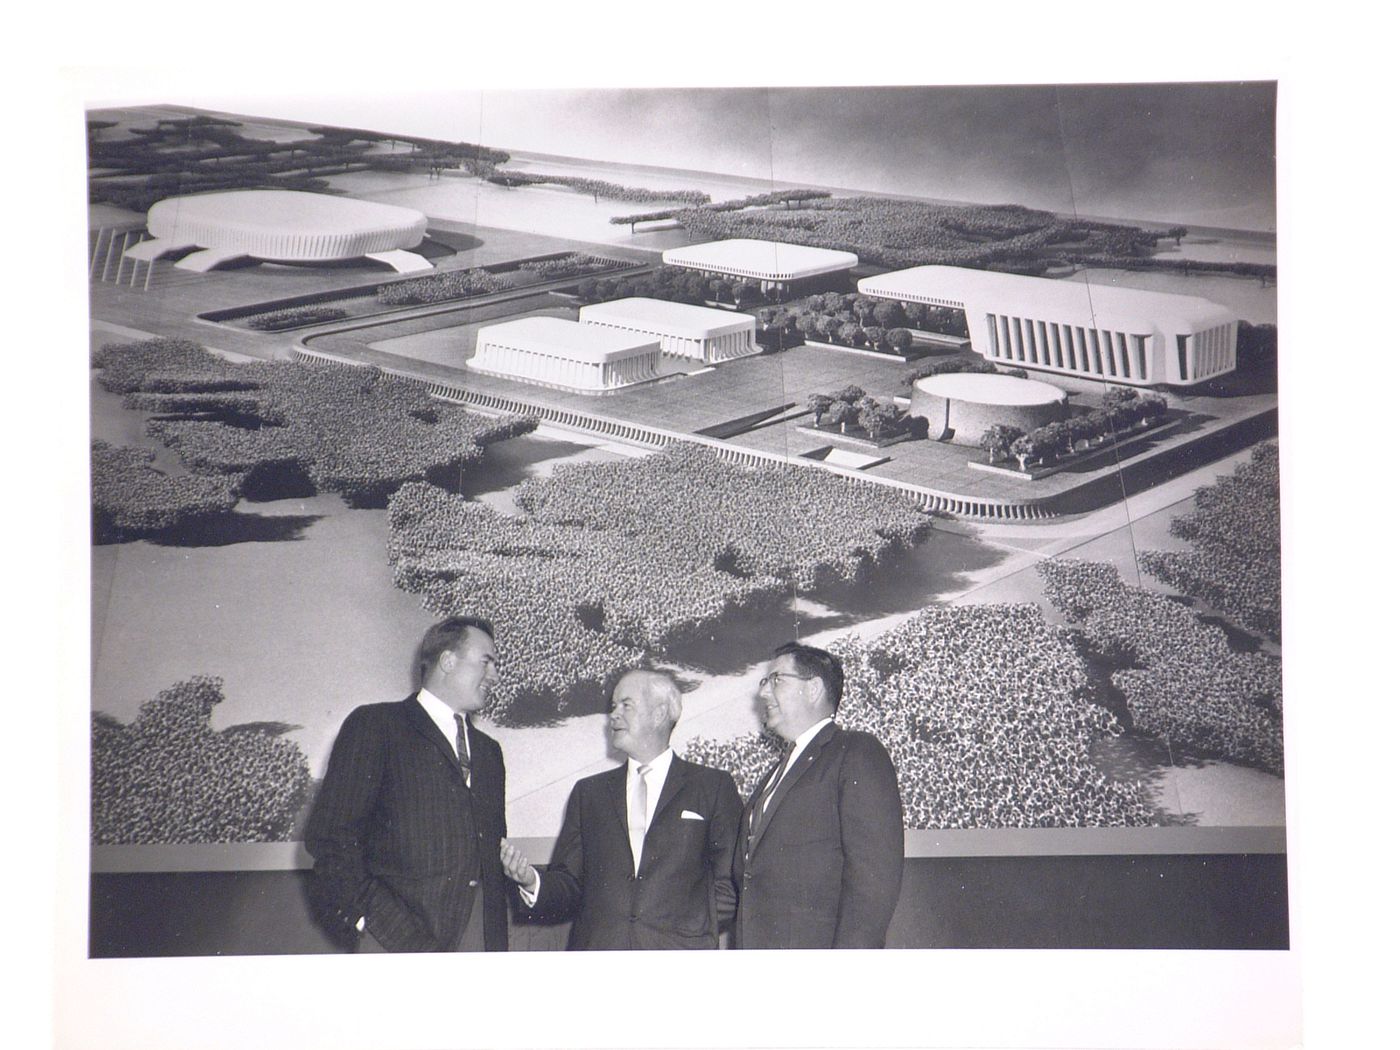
[304, 697, 509, 952]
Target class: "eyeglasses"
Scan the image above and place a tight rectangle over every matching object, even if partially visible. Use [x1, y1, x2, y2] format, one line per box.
[759, 671, 812, 691]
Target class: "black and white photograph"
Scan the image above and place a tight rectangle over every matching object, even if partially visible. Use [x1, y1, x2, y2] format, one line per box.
[31, 9, 1386, 1049]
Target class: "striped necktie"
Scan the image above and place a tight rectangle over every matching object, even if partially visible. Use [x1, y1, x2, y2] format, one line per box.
[748, 744, 794, 844]
[454, 713, 472, 788]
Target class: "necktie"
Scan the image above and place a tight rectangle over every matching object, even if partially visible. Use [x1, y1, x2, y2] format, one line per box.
[628, 763, 651, 874]
[748, 745, 794, 846]
[454, 713, 472, 788]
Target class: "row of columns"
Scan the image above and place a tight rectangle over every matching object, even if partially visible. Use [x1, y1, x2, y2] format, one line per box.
[700, 329, 758, 362]
[582, 321, 757, 363]
[985, 312, 1149, 383]
[1184, 323, 1236, 382]
[90, 227, 156, 290]
[471, 343, 661, 391]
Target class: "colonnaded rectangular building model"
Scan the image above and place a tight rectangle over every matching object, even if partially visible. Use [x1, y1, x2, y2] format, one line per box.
[661, 238, 859, 296]
[858, 265, 1238, 387]
[578, 297, 759, 364]
[469, 316, 662, 392]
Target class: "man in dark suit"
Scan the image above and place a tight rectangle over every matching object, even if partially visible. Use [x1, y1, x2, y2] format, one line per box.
[304, 616, 510, 952]
[500, 669, 742, 949]
[734, 641, 904, 949]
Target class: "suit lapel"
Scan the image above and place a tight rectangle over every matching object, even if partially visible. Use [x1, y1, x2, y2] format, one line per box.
[637, 757, 688, 876]
[401, 696, 460, 775]
[750, 722, 837, 855]
[606, 763, 630, 839]
[649, 756, 688, 827]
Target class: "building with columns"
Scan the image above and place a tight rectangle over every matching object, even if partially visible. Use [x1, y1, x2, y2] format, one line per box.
[578, 297, 759, 364]
[858, 265, 1237, 387]
[661, 238, 859, 297]
[122, 189, 433, 273]
[468, 316, 662, 393]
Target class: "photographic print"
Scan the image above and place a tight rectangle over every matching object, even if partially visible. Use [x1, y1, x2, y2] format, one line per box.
[83, 81, 1284, 965]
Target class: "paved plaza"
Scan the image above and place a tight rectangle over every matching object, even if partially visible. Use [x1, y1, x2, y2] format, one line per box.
[308, 313, 1279, 507]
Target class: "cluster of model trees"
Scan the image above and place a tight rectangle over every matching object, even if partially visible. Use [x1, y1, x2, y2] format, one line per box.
[624, 195, 1273, 279]
[979, 388, 1169, 471]
[1037, 559, 1283, 775]
[386, 444, 934, 720]
[379, 254, 627, 306]
[755, 293, 965, 353]
[484, 170, 709, 206]
[306, 124, 510, 166]
[516, 252, 629, 280]
[88, 116, 519, 212]
[1138, 443, 1281, 642]
[686, 602, 1155, 828]
[88, 117, 367, 211]
[377, 267, 510, 305]
[245, 305, 349, 331]
[672, 197, 1162, 269]
[776, 294, 969, 338]
[1235, 321, 1279, 375]
[91, 339, 537, 527]
[575, 266, 762, 308]
[609, 189, 833, 231]
[92, 676, 311, 843]
[805, 386, 916, 443]
[91, 441, 242, 543]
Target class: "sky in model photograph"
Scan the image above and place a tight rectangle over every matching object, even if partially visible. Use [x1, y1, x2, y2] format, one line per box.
[116, 82, 1276, 232]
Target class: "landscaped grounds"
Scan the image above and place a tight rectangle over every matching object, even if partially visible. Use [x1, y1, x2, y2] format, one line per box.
[86, 103, 1283, 849]
[687, 602, 1157, 828]
[387, 443, 936, 720]
[90, 338, 538, 527]
[92, 676, 310, 844]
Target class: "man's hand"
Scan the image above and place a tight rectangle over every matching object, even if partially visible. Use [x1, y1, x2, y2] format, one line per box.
[499, 839, 540, 894]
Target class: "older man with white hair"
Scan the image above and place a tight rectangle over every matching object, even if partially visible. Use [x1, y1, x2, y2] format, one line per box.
[501, 669, 742, 949]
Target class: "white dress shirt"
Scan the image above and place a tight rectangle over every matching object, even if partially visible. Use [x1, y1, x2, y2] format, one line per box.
[416, 687, 469, 765]
[627, 747, 675, 840]
[519, 748, 675, 906]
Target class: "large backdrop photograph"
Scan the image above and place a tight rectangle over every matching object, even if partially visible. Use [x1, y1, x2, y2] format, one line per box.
[84, 81, 1284, 959]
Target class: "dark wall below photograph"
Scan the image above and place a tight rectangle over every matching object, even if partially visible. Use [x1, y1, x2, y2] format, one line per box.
[90, 853, 1288, 956]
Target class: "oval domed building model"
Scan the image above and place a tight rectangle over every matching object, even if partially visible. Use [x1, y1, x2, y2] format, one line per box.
[122, 189, 432, 273]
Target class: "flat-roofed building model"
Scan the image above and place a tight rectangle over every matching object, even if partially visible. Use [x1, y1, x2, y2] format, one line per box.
[469, 316, 662, 392]
[122, 189, 433, 273]
[578, 297, 759, 364]
[909, 372, 1068, 447]
[858, 265, 1237, 387]
[661, 238, 859, 296]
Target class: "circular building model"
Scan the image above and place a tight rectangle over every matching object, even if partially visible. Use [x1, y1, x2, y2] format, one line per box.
[122, 190, 432, 273]
[910, 372, 1068, 447]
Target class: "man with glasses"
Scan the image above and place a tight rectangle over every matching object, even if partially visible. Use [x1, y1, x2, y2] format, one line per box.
[734, 641, 904, 948]
[305, 616, 511, 952]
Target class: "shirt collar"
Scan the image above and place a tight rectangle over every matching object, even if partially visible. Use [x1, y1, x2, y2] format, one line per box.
[416, 687, 464, 752]
[789, 717, 834, 763]
[628, 747, 674, 780]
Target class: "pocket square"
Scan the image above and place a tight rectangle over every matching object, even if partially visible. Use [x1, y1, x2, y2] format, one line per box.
[681, 810, 706, 821]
